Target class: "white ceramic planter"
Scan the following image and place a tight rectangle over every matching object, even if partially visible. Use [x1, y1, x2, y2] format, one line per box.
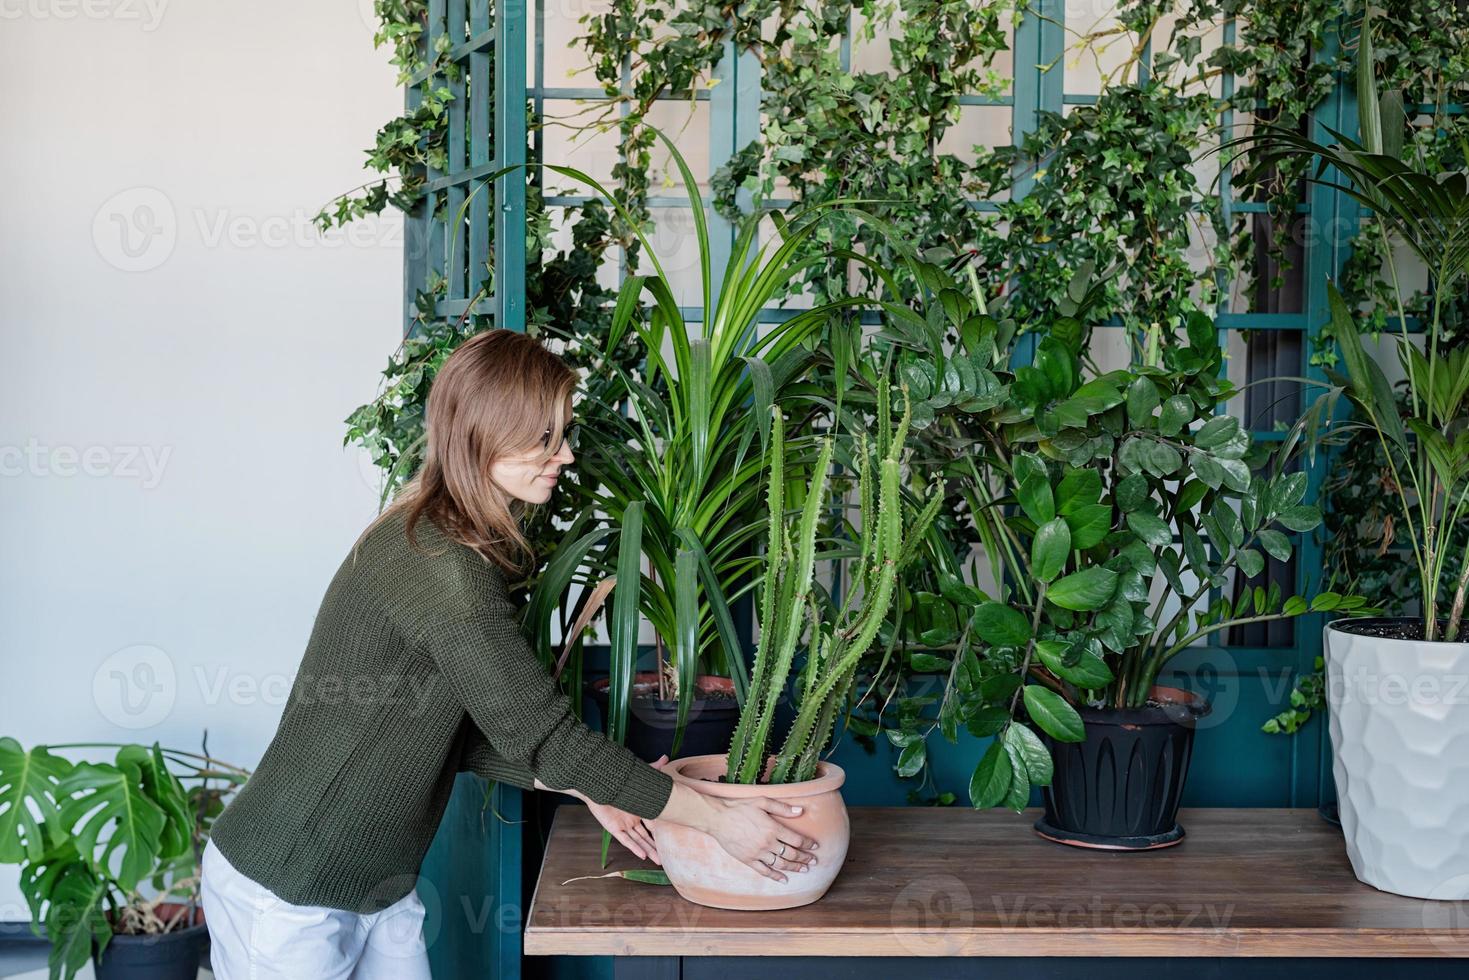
[1326, 619, 1469, 899]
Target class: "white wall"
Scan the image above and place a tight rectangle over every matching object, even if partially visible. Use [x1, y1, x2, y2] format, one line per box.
[0, 0, 404, 915]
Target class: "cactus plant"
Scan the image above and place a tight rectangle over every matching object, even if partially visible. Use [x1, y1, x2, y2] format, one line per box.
[726, 380, 936, 785]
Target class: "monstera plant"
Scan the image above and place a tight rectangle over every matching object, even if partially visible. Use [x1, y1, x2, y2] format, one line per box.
[0, 736, 247, 980]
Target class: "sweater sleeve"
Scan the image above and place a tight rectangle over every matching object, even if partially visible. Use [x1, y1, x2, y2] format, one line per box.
[421, 581, 674, 820]
[456, 723, 536, 791]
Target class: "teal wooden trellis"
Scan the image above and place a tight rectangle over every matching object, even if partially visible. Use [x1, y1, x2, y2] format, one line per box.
[403, 0, 1399, 974]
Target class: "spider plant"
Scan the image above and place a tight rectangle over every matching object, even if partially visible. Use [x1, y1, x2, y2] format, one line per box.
[1222, 12, 1469, 640]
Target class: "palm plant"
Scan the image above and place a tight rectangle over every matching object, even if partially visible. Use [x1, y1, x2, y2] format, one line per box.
[726, 380, 939, 784]
[501, 126, 881, 753]
[1223, 13, 1469, 640]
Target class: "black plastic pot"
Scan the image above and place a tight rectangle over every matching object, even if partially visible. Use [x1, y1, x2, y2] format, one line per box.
[1035, 685, 1210, 850]
[587, 673, 742, 762]
[93, 903, 209, 980]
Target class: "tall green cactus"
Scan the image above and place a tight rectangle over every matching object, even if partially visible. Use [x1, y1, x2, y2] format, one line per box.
[725, 381, 928, 785]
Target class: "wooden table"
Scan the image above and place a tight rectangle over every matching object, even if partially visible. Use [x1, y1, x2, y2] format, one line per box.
[525, 806, 1469, 978]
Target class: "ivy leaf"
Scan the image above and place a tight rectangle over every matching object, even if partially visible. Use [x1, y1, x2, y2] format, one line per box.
[971, 602, 1032, 646]
[1032, 519, 1072, 583]
[1047, 567, 1118, 611]
[969, 740, 1013, 809]
[1023, 686, 1086, 742]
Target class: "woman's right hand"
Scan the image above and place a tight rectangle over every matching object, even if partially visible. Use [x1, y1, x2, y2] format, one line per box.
[702, 796, 820, 883]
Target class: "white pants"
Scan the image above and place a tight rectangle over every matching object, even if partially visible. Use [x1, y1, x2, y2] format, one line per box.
[200, 837, 432, 980]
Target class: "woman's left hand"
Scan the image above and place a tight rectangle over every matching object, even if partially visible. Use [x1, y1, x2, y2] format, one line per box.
[584, 754, 670, 864]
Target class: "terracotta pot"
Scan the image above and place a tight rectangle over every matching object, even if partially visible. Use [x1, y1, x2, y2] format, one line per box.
[647, 753, 849, 910]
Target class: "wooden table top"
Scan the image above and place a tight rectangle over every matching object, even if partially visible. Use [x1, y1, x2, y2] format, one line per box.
[523, 806, 1469, 958]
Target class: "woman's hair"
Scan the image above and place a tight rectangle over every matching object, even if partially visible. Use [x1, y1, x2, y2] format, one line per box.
[359, 328, 577, 575]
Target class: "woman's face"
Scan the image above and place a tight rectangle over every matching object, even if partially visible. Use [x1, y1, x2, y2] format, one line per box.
[489, 420, 576, 505]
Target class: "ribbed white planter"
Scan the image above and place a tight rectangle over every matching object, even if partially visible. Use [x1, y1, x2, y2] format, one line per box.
[1326, 619, 1469, 900]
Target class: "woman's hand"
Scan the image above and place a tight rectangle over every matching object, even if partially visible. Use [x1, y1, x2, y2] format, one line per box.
[586, 797, 662, 863]
[583, 754, 671, 864]
[701, 796, 820, 884]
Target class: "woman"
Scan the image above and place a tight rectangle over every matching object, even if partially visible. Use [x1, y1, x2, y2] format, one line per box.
[200, 329, 819, 979]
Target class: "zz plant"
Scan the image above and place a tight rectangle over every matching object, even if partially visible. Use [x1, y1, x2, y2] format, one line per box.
[950, 313, 1367, 809]
[727, 381, 937, 785]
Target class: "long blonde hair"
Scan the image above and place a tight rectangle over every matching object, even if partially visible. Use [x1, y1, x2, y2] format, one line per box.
[361, 329, 577, 575]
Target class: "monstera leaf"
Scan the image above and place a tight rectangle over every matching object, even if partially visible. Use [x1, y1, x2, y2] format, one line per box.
[17, 836, 110, 980]
[120, 744, 192, 865]
[17, 834, 81, 933]
[43, 863, 111, 980]
[56, 757, 166, 893]
[0, 737, 72, 863]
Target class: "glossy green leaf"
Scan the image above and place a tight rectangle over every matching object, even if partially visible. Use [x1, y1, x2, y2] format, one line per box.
[1032, 519, 1072, 583]
[1034, 641, 1114, 689]
[969, 739, 1013, 809]
[1065, 504, 1112, 549]
[1047, 567, 1118, 611]
[1022, 686, 1086, 742]
[1159, 395, 1194, 436]
[1126, 376, 1161, 426]
[1126, 511, 1172, 547]
[972, 602, 1032, 646]
[1004, 724, 1055, 786]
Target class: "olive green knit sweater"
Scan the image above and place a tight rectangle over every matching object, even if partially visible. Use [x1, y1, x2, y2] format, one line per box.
[207, 508, 673, 912]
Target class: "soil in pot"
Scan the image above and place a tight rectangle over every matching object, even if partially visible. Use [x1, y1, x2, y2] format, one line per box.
[1330, 617, 1444, 641]
[94, 902, 209, 980]
[1035, 685, 1210, 851]
[586, 673, 742, 762]
[647, 753, 850, 911]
